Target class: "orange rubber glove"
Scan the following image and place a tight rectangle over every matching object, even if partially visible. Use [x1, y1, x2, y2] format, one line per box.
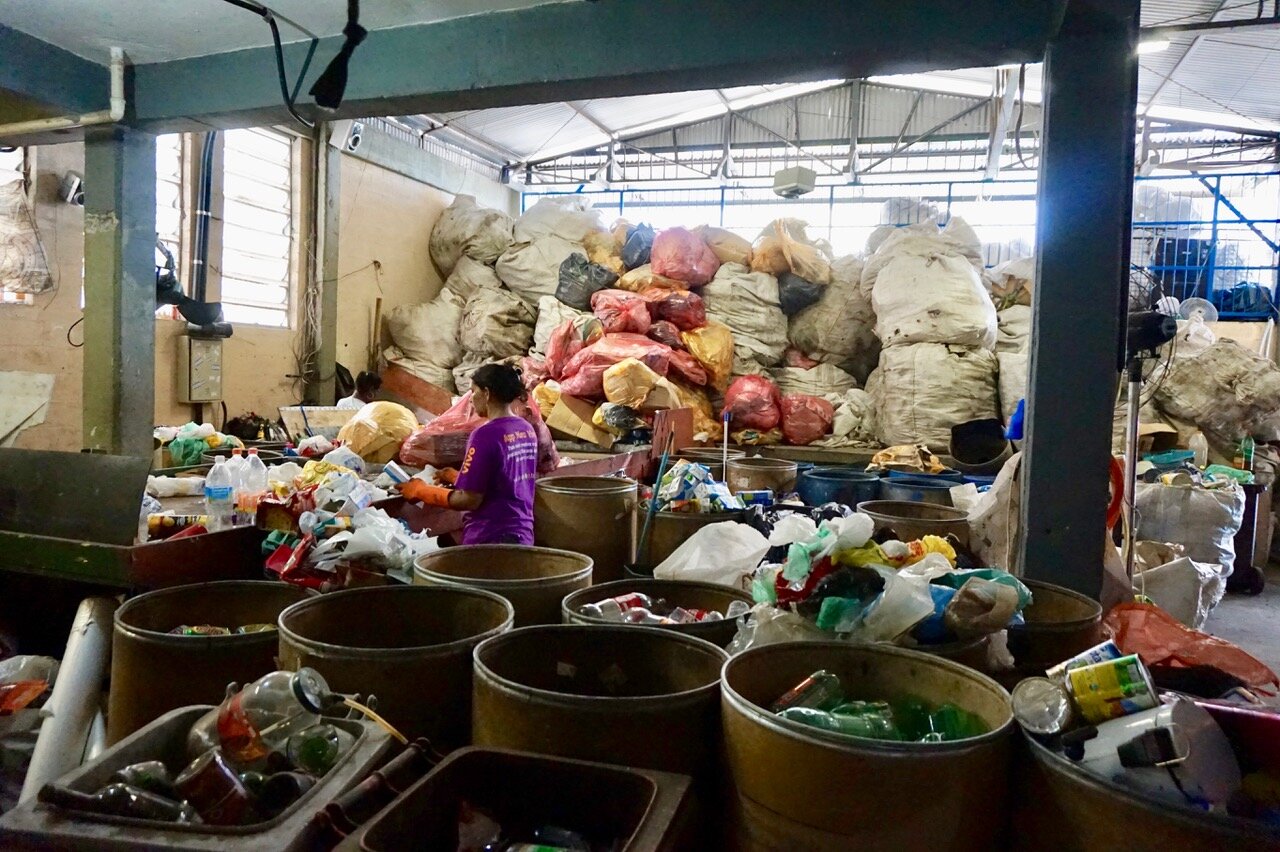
[399, 479, 452, 508]
[436, 467, 459, 486]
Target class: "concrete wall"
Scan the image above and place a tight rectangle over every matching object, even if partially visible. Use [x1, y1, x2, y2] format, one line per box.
[0, 129, 513, 451]
[334, 154, 451, 375]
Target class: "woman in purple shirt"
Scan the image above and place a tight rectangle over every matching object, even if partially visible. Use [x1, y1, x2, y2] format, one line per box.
[401, 363, 538, 545]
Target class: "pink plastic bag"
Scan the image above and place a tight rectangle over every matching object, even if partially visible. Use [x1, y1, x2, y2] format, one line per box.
[546, 316, 604, 380]
[400, 392, 559, 473]
[668, 349, 708, 387]
[722, 375, 782, 431]
[780, 394, 835, 446]
[1106, 602, 1279, 692]
[559, 333, 675, 399]
[591, 289, 652, 335]
[650, 227, 721, 286]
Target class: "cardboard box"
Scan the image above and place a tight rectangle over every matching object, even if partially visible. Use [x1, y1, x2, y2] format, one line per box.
[547, 395, 615, 449]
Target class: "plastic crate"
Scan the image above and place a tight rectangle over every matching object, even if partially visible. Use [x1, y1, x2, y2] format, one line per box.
[335, 747, 695, 851]
[0, 705, 394, 851]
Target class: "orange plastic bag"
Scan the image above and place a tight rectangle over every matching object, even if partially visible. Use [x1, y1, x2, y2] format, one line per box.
[616, 264, 687, 293]
[1106, 602, 1279, 692]
[780, 394, 835, 446]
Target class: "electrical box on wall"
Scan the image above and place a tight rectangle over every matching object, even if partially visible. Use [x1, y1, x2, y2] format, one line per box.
[177, 336, 223, 403]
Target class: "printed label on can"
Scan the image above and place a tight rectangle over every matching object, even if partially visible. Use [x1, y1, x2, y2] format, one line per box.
[1045, 640, 1123, 680]
[1066, 654, 1158, 724]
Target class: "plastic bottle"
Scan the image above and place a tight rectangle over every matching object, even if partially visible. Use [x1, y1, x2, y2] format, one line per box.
[1235, 436, 1256, 472]
[1189, 431, 1209, 469]
[212, 668, 334, 764]
[203, 458, 235, 532]
[578, 593, 653, 622]
[236, 448, 268, 526]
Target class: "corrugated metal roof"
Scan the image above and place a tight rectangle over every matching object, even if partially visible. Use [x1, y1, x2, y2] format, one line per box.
[396, 0, 1280, 165]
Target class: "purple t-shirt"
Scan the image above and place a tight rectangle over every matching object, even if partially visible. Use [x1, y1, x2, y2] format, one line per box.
[455, 415, 538, 545]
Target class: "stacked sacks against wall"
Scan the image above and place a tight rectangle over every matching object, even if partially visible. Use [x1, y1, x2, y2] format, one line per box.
[385, 196, 516, 392]
[863, 224, 1000, 451]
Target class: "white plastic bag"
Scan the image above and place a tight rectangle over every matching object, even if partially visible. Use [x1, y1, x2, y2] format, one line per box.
[769, 514, 818, 547]
[850, 565, 935, 643]
[1136, 555, 1225, 630]
[654, 522, 769, 589]
[322, 446, 365, 473]
[726, 603, 831, 655]
[146, 475, 205, 498]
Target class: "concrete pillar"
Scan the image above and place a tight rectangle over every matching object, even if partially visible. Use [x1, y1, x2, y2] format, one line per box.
[82, 126, 156, 456]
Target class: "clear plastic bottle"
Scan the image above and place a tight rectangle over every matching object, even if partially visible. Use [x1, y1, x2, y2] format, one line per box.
[225, 448, 246, 525]
[203, 458, 235, 532]
[236, 448, 268, 526]
[1188, 431, 1209, 469]
[212, 669, 334, 764]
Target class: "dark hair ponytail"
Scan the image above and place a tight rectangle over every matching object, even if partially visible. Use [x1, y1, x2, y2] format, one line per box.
[470, 363, 527, 404]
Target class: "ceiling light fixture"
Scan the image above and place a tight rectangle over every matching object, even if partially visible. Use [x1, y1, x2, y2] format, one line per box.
[311, 0, 367, 110]
[1137, 38, 1171, 55]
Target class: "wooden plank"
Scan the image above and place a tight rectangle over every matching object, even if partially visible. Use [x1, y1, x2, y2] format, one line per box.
[380, 363, 453, 418]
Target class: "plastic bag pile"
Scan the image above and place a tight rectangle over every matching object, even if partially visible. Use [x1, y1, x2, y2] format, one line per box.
[722, 505, 1032, 654]
[156, 422, 245, 467]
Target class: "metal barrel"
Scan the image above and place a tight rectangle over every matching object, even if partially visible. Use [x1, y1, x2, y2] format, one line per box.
[726, 457, 799, 495]
[413, 545, 593, 627]
[472, 625, 727, 778]
[107, 580, 314, 745]
[534, 476, 638, 585]
[796, 467, 882, 507]
[561, 578, 753, 647]
[855, 500, 971, 547]
[643, 510, 744, 569]
[1004, 579, 1103, 678]
[277, 586, 513, 746]
[878, 474, 956, 506]
[1012, 730, 1280, 852]
[677, 447, 746, 481]
[722, 642, 1014, 851]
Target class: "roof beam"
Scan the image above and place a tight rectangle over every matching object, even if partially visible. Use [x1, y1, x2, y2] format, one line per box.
[1140, 0, 1230, 114]
[131, 0, 1060, 131]
[0, 25, 111, 115]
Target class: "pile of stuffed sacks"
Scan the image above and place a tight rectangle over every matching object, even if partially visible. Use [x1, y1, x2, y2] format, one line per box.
[654, 501, 1031, 658]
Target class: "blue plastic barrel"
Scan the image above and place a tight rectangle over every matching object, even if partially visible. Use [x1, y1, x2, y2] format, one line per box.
[878, 474, 955, 506]
[797, 467, 882, 507]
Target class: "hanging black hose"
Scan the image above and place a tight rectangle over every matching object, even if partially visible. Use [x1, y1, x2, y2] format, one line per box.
[192, 131, 217, 303]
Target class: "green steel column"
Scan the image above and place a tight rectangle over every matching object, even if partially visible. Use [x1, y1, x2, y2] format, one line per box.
[1021, 0, 1139, 597]
[83, 126, 157, 457]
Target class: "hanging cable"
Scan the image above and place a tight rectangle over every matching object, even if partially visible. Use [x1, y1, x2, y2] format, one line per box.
[219, 0, 318, 128]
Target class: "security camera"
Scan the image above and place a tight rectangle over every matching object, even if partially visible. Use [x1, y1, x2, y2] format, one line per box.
[60, 171, 84, 206]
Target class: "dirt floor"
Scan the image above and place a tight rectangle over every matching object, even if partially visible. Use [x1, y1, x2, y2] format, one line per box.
[1207, 563, 1280, 675]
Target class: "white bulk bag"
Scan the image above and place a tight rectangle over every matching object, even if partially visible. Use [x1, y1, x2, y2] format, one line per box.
[997, 351, 1028, 425]
[788, 255, 880, 383]
[770, 364, 858, 397]
[495, 235, 582, 308]
[873, 250, 997, 350]
[876, 343, 1000, 450]
[458, 287, 536, 358]
[996, 305, 1032, 354]
[445, 255, 504, 301]
[701, 262, 788, 372]
[513, 196, 605, 244]
[382, 287, 466, 388]
[1154, 340, 1280, 444]
[428, 195, 513, 276]
[1134, 482, 1245, 587]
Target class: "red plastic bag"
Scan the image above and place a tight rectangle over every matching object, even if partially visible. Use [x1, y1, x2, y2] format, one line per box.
[647, 320, 686, 351]
[722, 375, 782, 431]
[668, 349, 708, 387]
[650, 227, 721, 286]
[545, 316, 604, 381]
[559, 333, 675, 399]
[521, 356, 549, 391]
[591, 289, 651, 335]
[643, 288, 706, 331]
[780, 394, 835, 446]
[1106, 602, 1279, 693]
[400, 392, 559, 474]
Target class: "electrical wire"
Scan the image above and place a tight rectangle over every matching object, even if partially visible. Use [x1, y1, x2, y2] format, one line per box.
[218, 0, 318, 129]
[65, 315, 84, 348]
